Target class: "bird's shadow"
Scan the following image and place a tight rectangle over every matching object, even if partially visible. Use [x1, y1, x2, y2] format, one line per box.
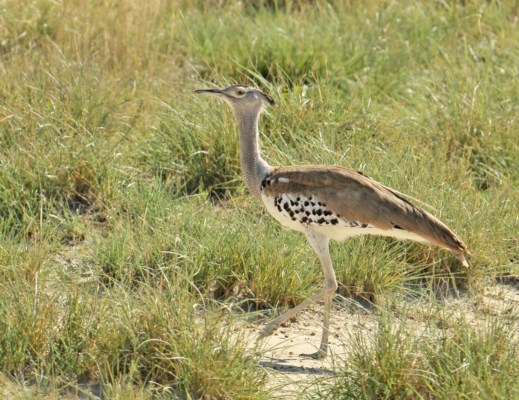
[257, 358, 335, 376]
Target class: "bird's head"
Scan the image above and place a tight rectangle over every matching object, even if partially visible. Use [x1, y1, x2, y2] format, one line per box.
[195, 85, 275, 115]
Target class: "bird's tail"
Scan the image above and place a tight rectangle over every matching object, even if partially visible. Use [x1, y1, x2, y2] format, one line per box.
[451, 249, 470, 268]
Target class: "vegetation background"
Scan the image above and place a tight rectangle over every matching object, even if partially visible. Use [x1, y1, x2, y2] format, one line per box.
[0, 0, 518, 398]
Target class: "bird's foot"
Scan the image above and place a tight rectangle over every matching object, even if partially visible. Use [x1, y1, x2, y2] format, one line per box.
[257, 324, 277, 341]
[300, 342, 328, 359]
[299, 349, 327, 360]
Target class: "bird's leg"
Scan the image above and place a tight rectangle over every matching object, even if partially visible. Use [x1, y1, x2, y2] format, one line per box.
[258, 231, 337, 359]
[258, 285, 327, 337]
[317, 286, 334, 358]
[301, 231, 337, 359]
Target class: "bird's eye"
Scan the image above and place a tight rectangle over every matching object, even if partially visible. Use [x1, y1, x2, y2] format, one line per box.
[236, 89, 244, 96]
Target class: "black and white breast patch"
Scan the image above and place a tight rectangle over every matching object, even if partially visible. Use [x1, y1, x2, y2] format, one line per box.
[270, 193, 372, 229]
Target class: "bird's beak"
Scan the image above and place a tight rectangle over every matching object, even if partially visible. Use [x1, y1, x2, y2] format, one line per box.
[195, 88, 224, 98]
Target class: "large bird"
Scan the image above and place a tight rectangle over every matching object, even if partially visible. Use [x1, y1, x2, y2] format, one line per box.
[196, 85, 468, 358]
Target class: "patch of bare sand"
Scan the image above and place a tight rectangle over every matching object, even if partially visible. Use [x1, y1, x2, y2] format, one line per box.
[243, 301, 378, 399]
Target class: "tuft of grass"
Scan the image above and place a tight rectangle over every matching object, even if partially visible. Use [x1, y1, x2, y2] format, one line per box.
[96, 281, 269, 399]
[322, 309, 519, 399]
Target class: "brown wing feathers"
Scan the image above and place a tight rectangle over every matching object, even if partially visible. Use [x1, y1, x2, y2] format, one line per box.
[263, 166, 468, 254]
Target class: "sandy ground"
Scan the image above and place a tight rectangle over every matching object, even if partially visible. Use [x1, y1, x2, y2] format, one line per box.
[253, 307, 365, 398]
[243, 297, 380, 398]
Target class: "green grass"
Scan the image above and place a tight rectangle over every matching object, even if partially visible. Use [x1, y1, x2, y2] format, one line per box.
[1, 0, 518, 398]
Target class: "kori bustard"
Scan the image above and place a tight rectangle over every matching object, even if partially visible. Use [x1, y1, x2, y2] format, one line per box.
[196, 85, 469, 359]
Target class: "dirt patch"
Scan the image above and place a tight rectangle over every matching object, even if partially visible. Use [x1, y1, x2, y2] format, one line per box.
[246, 301, 377, 398]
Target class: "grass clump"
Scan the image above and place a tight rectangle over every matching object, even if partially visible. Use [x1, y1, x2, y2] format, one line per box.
[324, 310, 519, 399]
[98, 281, 269, 399]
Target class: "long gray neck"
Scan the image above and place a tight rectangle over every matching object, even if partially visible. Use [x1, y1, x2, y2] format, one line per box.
[233, 107, 273, 200]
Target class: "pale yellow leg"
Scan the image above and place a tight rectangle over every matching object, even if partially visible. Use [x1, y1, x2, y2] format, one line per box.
[258, 230, 338, 359]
